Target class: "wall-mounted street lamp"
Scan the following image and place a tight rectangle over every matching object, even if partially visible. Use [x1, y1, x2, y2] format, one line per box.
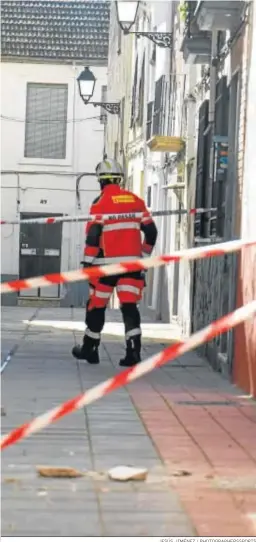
[77, 67, 120, 115]
[115, 1, 172, 48]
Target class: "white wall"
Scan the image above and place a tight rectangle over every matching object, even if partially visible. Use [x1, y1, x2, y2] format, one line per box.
[1, 62, 107, 277]
[142, 2, 174, 316]
[106, 2, 134, 165]
[1, 173, 100, 277]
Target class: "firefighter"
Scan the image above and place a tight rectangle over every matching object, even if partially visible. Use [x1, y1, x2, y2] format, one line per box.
[72, 158, 158, 367]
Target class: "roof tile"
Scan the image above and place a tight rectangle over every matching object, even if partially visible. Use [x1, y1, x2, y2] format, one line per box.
[1, 0, 110, 63]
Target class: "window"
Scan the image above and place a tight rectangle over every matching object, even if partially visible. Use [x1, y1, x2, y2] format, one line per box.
[137, 53, 145, 127]
[114, 141, 118, 160]
[100, 85, 107, 124]
[153, 75, 165, 135]
[150, 43, 156, 66]
[130, 55, 138, 128]
[149, 26, 157, 66]
[120, 97, 125, 152]
[140, 171, 144, 198]
[152, 183, 158, 210]
[146, 101, 153, 141]
[194, 99, 210, 238]
[127, 175, 133, 191]
[147, 186, 152, 208]
[117, 24, 122, 54]
[194, 77, 229, 239]
[24, 83, 68, 159]
[211, 76, 229, 237]
[217, 31, 226, 55]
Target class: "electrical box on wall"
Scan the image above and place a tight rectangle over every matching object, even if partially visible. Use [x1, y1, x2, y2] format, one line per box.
[212, 135, 229, 237]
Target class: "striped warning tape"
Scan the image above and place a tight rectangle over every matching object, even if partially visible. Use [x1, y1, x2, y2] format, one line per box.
[1, 300, 255, 451]
[0, 208, 217, 226]
[1, 238, 255, 295]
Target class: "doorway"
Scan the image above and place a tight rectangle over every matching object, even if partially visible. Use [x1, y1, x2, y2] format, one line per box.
[19, 212, 62, 298]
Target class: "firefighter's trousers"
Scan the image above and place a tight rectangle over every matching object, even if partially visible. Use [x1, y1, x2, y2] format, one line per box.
[84, 272, 145, 342]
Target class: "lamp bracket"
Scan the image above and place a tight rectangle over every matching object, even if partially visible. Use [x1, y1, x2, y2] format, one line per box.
[130, 31, 173, 48]
[92, 102, 120, 115]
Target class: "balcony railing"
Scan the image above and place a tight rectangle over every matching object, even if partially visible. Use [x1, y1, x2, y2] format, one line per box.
[180, 1, 211, 64]
[183, 1, 198, 37]
[194, 1, 245, 32]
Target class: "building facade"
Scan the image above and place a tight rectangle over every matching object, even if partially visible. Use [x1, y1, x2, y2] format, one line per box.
[106, 0, 256, 395]
[180, 0, 255, 385]
[1, 0, 110, 307]
[233, 1, 256, 396]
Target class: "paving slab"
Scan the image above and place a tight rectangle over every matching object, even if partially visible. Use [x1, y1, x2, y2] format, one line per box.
[1, 306, 256, 536]
[1, 307, 194, 536]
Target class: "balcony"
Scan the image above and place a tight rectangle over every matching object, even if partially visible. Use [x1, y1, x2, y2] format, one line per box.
[195, 1, 245, 32]
[180, 1, 211, 64]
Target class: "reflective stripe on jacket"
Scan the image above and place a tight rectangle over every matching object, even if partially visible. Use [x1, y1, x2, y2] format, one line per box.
[84, 184, 157, 265]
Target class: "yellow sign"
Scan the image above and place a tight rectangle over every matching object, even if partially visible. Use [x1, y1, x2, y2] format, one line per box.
[112, 195, 135, 204]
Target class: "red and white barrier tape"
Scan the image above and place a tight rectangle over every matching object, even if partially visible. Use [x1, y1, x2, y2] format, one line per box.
[1, 238, 255, 295]
[1, 300, 255, 451]
[0, 208, 217, 226]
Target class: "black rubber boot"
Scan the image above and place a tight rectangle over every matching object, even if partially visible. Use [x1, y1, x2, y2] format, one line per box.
[72, 335, 100, 364]
[119, 335, 141, 367]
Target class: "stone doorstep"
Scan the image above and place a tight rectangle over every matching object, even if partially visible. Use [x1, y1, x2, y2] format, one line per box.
[25, 318, 182, 343]
[18, 297, 61, 308]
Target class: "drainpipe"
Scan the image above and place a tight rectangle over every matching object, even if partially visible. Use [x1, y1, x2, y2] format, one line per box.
[103, 120, 107, 159]
[205, 30, 218, 238]
[16, 172, 21, 215]
[75, 172, 97, 211]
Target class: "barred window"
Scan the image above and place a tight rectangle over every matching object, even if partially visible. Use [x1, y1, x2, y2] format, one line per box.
[24, 83, 68, 159]
[153, 75, 165, 135]
[146, 101, 153, 141]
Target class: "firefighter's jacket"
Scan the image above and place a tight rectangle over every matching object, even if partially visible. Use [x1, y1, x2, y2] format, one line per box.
[83, 184, 157, 266]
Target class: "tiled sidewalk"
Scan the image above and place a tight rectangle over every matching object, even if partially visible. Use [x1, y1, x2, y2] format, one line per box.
[130, 347, 256, 536]
[1, 307, 256, 536]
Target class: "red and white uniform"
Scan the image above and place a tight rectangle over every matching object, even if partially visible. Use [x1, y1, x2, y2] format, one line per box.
[83, 184, 157, 309]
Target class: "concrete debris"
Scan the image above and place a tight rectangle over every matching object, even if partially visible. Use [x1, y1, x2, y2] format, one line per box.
[37, 490, 48, 496]
[172, 470, 192, 477]
[36, 466, 85, 478]
[84, 470, 106, 481]
[4, 477, 21, 484]
[108, 466, 148, 482]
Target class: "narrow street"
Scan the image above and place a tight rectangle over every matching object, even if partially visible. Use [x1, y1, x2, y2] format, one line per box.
[1, 307, 256, 536]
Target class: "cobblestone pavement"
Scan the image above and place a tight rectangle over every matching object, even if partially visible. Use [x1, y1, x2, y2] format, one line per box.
[1, 307, 256, 536]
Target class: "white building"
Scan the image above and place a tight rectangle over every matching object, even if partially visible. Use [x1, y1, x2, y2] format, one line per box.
[1, 0, 109, 307]
[106, 1, 186, 330]
[106, 0, 251, 346]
